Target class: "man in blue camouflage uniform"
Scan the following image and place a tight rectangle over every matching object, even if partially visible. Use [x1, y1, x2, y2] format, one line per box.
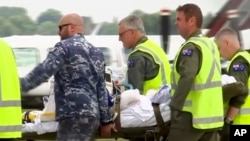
[20, 13, 116, 141]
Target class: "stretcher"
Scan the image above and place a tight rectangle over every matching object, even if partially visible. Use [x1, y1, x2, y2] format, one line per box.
[20, 94, 171, 141]
[19, 78, 243, 141]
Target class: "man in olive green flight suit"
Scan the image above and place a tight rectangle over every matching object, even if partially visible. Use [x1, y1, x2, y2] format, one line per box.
[118, 15, 172, 141]
[118, 15, 171, 95]
[168, 3, 224, 141]
[215, 28, 250, 141]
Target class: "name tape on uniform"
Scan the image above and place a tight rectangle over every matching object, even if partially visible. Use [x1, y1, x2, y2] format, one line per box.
[230, 125, 250, 141]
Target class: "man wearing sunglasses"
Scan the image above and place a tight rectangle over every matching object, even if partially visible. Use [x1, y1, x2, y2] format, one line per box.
[118, 15, 172, 95]
[118, 15, 172, 141]
[20, 13, 116, 141]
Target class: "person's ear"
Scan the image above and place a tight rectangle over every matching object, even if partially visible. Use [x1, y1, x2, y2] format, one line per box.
[189, 16, 196, 26]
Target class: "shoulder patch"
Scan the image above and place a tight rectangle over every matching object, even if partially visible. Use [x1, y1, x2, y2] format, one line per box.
[232, 63, 245, 71]
[181, 48, 193, 56]
[128, 59, 135, 67]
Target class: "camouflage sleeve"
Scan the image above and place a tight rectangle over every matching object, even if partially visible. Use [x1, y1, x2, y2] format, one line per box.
[170, 43, 201, 110]
[20, 42, 66, 92]
[96, 53, 113, 124]
[228, 56, 249, 108]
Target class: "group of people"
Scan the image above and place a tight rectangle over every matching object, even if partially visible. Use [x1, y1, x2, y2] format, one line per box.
[1, 2, 249, 141]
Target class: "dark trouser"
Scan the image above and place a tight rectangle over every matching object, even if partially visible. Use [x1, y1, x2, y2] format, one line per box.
[57, 116, 99, 141]
[0, 139, 14, 141]
[167, 127, 219, 141]
[168, 110, 220, 141]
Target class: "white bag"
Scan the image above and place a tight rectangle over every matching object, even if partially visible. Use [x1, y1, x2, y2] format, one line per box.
[40, 77, 56, 121]
[120, 89, 140, 111]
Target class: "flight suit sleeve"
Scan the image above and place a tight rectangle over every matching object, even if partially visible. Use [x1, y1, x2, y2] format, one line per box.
[170, 43, 201, 110]
[127, 51, 146, 93]
[228, 56, 249, 108]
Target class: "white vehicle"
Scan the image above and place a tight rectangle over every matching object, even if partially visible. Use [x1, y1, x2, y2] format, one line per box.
[3, 34, 184, 96]
[3, 35, 60, 96]
[2, 35, 128, 96]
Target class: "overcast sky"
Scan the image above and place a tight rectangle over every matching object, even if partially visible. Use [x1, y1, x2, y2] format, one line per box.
[0, 0, 228, 23]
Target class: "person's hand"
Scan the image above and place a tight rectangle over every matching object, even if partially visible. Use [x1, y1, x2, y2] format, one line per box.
[100, 123, 117, 137]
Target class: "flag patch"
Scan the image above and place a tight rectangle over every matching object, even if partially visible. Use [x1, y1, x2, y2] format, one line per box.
[128, 59, 135, 67]
[232, 63, 245, 71]
[181, 48, 193, 56]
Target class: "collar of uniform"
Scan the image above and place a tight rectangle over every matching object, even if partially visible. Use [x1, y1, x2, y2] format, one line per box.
[186, 30, 202, 41]
[134, 36, 148, 47]
[234, 49, 244, 56]
[75, 33, 83, 37]
[229, 49, 243, 61]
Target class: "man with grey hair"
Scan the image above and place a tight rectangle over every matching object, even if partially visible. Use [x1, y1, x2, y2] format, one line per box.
[118, 15, 172, 96]
[215, 28, 250, 141]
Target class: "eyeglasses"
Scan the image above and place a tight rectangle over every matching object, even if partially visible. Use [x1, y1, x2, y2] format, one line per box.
[119, 29, 132, 37]
[58, 23, 72, 31]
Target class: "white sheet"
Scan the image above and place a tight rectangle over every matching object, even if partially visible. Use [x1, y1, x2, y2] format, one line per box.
[22, 121, 58, 135]
[22, 97, 171, 134]
[121, 95, 170, 127]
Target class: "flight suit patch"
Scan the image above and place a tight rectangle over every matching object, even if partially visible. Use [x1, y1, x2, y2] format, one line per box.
[232, 63, 245, 71]
[128, 59, 135, 67]
[181, 49, 193, 56]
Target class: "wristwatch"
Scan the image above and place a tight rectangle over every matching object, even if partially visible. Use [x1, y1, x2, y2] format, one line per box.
[224, 117, 233, 124]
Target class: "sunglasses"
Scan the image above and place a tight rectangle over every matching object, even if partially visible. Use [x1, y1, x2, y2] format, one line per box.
[119, 29, 132, 37]
[58, 23, 71, 31]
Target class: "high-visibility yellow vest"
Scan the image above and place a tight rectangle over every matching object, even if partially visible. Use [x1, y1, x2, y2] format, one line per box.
[226, 51, 250, 125]
[172, 36, 224, 129]
[129, 39, 171, 95]
[0, 39, 22, 138]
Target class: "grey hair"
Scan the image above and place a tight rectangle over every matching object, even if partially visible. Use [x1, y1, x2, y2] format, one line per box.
[119, 15, 145, 33]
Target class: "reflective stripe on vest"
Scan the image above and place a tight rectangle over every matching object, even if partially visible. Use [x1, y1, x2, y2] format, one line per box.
[134, 46, 167, 85]
[239, 108, 250, 114]
[0, 125, 22, 132]
[193, 116, 223, 124]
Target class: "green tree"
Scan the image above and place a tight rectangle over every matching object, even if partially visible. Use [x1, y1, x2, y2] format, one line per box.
[203, 12, 214, 28]
[9, 15, 36, 35]
[83, 16, 96, 35]
[36, 21, 58, 35]
[0, 17, 19, 37]
[98, 22, 119, 35]
[131, 10, 164, 35]
[0, 6, 27, 17]
[141, 13, 160, 35]
[37, 9, 62, 24]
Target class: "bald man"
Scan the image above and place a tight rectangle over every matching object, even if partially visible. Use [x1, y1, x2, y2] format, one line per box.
[215, 28, 250, 141]
[21, 13, 116, 141]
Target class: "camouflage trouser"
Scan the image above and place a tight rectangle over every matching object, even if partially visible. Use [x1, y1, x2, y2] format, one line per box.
[57, 116, 99, 141]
